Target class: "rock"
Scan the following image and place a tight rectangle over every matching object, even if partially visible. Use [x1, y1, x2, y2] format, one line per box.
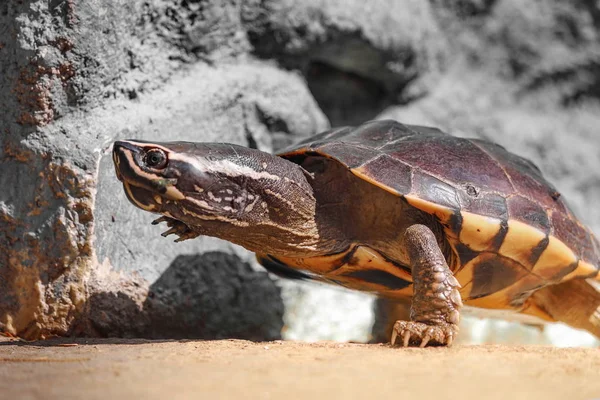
[79, 252, 284, 340]
[0, 0, 326, 340]
[243, 0, 448, 125]
[144, 252, 284, 340]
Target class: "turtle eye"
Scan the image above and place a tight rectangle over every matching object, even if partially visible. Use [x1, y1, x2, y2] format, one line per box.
[144, 149, 168, 169]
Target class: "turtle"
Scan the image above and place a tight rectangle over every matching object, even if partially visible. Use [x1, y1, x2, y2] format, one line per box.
[112, 119, 600, 347]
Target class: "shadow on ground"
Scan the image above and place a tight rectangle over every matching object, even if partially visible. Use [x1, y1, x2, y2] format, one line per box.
[69, 251, 285, 341]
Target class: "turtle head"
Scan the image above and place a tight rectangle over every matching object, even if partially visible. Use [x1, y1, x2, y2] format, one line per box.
[112, 140, 188, 213]
[112, 139, 320, 254]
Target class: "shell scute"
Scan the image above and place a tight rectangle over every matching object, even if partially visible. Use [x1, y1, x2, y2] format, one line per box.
[459, 211, 506, 251]
[411, 171, 460, 212]
[471, 139, 561, 211]
[499, 220, 547, 269]
[506, 195, 551, 234]
[532, 236, 578, 280]
[403, 124, 446, 136]
[452, 240, 480, 265]
[316, 142, 381, 168]
[341, 120, 419, 146]
[459, 191, 509, 220]
[353, 154, 412, 195]
[551, 211, 593, 262]
[458, 212, 503, 252]
[467, 253, 529, 299]
[384, 136, 515, 195]
[293, 126, 352, 148]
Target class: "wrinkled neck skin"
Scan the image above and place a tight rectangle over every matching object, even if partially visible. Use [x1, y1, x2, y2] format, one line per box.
[159, 145, 329, 258]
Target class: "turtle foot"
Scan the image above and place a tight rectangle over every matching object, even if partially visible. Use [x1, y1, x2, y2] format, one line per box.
[152, 216, 200, 242]
[391, 320, 457, 348]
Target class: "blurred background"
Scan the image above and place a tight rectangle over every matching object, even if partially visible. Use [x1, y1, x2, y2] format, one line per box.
[1, 0, 599, 346]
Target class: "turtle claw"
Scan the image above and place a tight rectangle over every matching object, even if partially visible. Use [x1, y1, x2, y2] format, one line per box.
[420, 334, 431, 348]
[161, 226, 179, 237]
[391, 320, 458, 348]
[174, 230, 201, 242]
[152, 215, 200, 242]
[403, 331, 411, 347]
[151, 216, 169, 225]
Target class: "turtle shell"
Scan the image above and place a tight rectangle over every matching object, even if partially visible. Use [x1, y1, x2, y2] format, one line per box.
[278, 120, 600, 309]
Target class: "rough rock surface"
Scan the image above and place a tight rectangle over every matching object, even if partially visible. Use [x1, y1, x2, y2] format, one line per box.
[243, 0, 447, 126]
[0, 0, 326, 340]
[80, 252, 284, 340]
[1, 0, 600, 344]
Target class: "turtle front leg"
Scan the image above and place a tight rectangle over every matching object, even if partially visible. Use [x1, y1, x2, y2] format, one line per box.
[391, 224, 462, 347]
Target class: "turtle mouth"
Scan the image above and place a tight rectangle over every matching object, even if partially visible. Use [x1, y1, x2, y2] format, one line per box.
[112, 148, 124, 182]
[122, 181, 164, 213]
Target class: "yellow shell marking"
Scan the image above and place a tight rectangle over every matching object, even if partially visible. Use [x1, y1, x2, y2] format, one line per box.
[452, 254, 480, 300]
[498, 220, 546, 269]
[454, 266, 474, 293]
[269, 246, 414, 299]
[463, 291, 511, 310]
[275, 246, 413, 282]
[459, 212, 503, 251]
[274, 252, 348, 275]
[559, 260, 598, 282]
[465, 274, 541, 311]
[532, 235, 578, 279]
[404, 195, 454, 227]
[328, 246, 413, 282]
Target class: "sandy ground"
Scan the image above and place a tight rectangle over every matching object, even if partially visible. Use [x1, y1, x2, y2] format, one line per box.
[1, 338, 599, 400]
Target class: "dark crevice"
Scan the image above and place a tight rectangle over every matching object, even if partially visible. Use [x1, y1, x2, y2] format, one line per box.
[254, 104, 290, 135]
[305, 61, 392, 126]
[245, 128, 259, 149]
[268, 53, 417, 127]
[430, 0, 498, 18]
[242, 103, 259, 149]
[521, 61, 600, 106]
[579, 0, 600, 29]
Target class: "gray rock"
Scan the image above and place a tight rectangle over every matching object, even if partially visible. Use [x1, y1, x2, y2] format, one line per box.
[79, 252, 284, 340]
[0, 0, 327, 340]
[243, 0, 448, 125]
